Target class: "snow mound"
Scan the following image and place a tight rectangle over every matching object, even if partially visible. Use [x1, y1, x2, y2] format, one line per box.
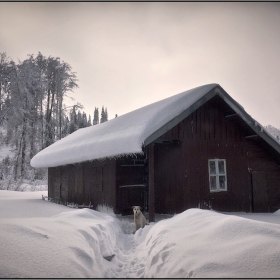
[1, 191, 280, 278]
[1, 208, 123, 278]
[136, 209, 280, 278]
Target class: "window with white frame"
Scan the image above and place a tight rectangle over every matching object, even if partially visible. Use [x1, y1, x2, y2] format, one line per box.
[208, 159, 227, 192]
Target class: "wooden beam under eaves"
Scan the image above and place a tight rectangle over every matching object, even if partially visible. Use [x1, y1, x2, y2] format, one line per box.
[153, 138, 180, 144]
[225, 113, 238, 119]
[245, 135, 259, 139]
[148, 143, 155, 223]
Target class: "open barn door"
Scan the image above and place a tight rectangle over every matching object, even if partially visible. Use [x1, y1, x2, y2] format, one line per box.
[116, 156, 148, 215]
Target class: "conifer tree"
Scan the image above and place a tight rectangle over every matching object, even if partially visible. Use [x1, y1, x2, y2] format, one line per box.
[82, 112, 87, 127]
[105, 108, 108, 122]
[100, 106, 105, 123]
[87, 114, 92, 126]
[77, 110, 83, 128]
[100, 106, 108, 123]
[68, 105, 78, 134]
[93, 107, 99, 125]
[61, 116, 70, 138]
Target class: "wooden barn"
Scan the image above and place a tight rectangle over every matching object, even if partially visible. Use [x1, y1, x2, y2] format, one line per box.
[31, 84, 280, 221]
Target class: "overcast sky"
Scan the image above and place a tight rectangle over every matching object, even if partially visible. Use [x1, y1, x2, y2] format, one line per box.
[1, 2, 280, 128]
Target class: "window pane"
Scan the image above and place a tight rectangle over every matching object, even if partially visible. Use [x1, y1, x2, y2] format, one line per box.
[219, 176, 226, 189]
[218, 160, 225, 174]
[209, 161, 216, 175]
[210, 176, 217, 190]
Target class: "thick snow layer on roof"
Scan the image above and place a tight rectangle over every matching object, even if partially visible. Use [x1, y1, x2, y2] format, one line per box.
[31, 84, 217, 168]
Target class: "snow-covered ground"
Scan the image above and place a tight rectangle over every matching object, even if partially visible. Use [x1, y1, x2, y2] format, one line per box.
[1, 190, 280, 278]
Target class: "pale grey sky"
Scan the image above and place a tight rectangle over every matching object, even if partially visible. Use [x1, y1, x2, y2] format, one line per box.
[1, 2, 280, 127]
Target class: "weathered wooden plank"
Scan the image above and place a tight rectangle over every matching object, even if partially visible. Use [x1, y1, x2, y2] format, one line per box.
[61, 165, 69, 203]
[148, 143, 155, 222]
[68, 164, 75, 202]
[103, 158, 116, 211]
[83, 162, 92, 204]
[75, 163, 83, 204]
[54, 167, 61, 201]
[92, 166, 103, 191]
[48, 167, 55, 199]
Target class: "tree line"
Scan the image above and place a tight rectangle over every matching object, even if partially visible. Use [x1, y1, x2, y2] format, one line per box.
[67, 105, 108, 135]
[0, 52, 108, 187]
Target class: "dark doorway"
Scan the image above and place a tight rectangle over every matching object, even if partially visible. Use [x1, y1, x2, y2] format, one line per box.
[116, 156, 148, 215]
[118, 185, 147, 215]
[252, 171, 269, 212]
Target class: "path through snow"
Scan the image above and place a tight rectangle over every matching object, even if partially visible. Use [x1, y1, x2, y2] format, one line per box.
[1, 190, 280, 278]
[103, 218, 157, 278]
[113, 233, 141, 278]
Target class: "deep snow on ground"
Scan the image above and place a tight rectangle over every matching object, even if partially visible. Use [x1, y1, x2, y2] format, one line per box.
[1, 190, 280, 278]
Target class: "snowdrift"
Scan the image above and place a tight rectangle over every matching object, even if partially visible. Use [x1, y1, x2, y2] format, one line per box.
[135, 209, 280, 278]
[1, 190, 280, 278]
[0, 195, 122, 277]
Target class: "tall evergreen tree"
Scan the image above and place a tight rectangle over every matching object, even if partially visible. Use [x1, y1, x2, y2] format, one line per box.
[77, 110, 83, 128]
[100, 106, 105, 123]
[105, 107, 108, 121]
[82, 112, 88, 127]
[100, 106, 108, 123]
[68, 105, 78, 134]
[87, 114, 92, 126]
[61, 116, 70, 138]
[93, 107, 99, 125]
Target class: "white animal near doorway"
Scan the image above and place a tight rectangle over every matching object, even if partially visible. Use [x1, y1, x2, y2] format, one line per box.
[132, 206, 147, 234]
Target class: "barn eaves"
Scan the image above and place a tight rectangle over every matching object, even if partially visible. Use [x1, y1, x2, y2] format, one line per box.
[30, 84, 280, 168]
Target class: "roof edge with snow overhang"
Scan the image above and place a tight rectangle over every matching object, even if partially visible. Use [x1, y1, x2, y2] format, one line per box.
[30, 84, 280, 168]
[145, 85, 280, 162]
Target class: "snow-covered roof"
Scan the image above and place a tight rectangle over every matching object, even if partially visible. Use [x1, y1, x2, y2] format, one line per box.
[31, 83, 280, 168]
[31, 84, 216, 168]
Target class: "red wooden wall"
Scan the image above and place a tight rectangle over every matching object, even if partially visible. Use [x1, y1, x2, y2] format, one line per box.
[48, 158, 116, 211]
[153, 96, 280, 213]
[48, 95, 280, 214]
